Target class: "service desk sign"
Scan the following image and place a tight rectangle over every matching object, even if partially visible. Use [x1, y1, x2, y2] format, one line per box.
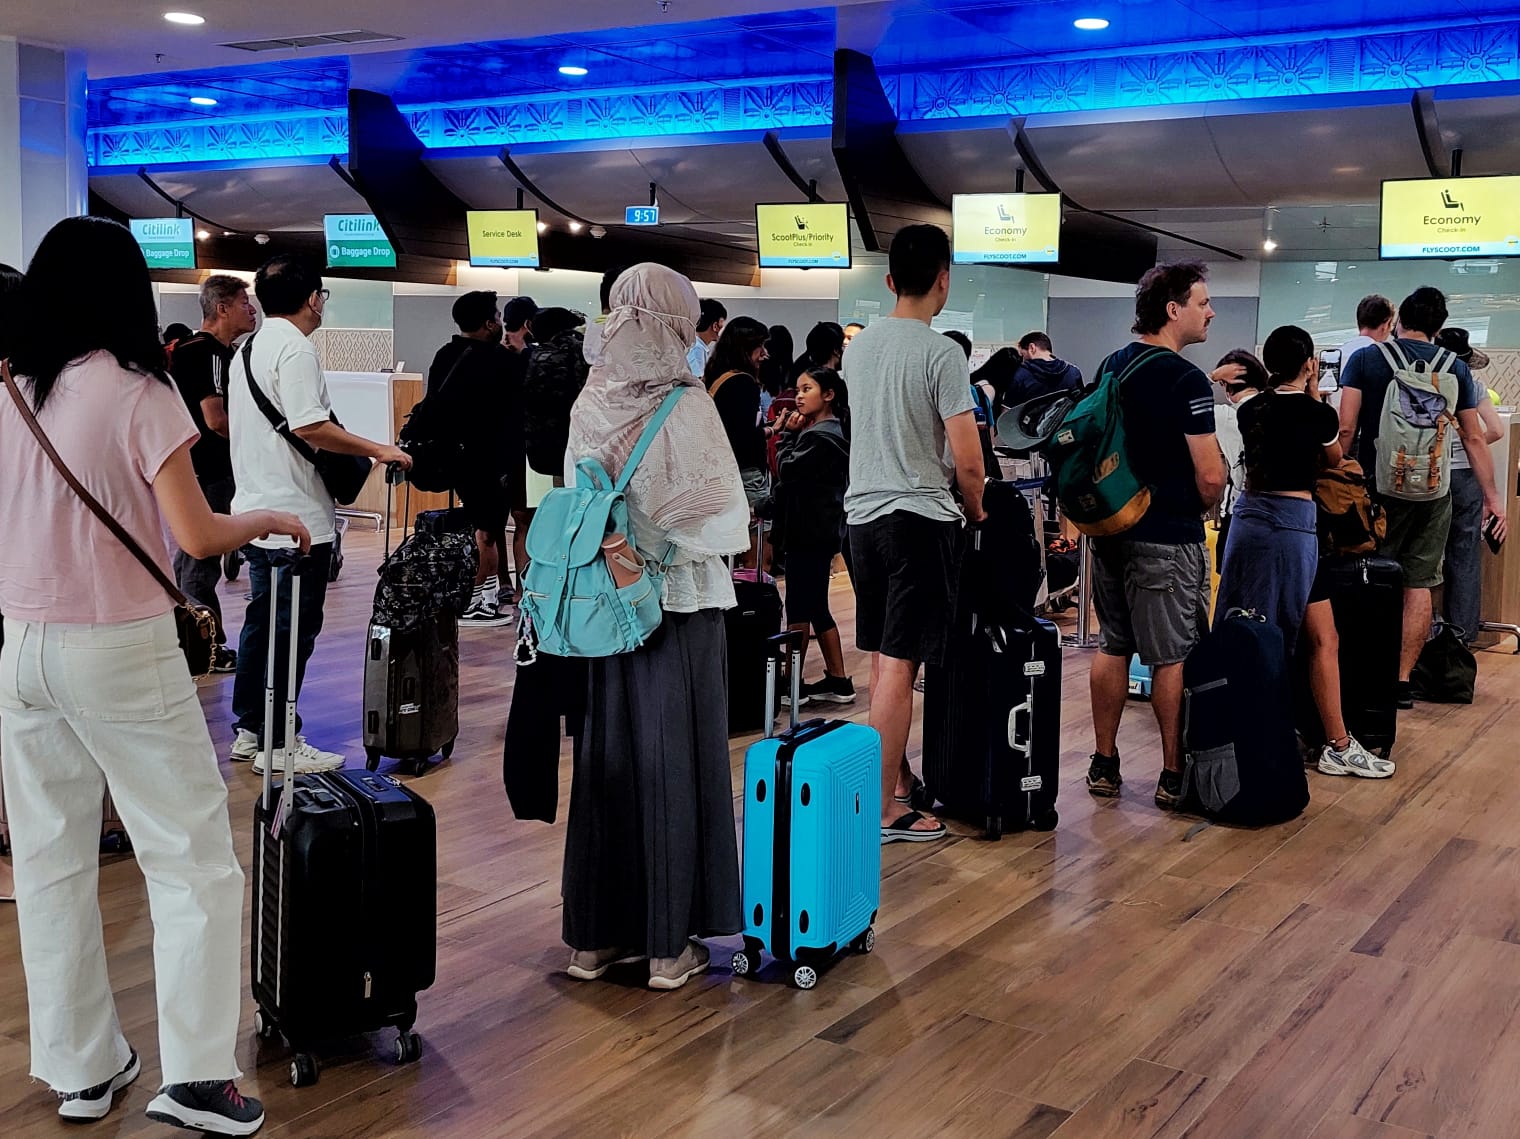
[755, 203, 851, 268]
[324, 214, 397, 269]
[952, 194, 1062, 265]
[1380, 176, 1520, 260]
[130, 218, 196, 269]
[466, 209, 541, 268]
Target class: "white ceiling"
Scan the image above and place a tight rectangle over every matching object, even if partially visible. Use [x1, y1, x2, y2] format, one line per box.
[2, 0, 878, 78]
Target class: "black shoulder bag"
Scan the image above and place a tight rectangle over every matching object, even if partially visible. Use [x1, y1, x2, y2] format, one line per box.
[239, 336, 373, 505]
[398, 344, 474, 493]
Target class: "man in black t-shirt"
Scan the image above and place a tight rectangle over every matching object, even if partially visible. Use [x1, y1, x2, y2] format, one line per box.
[424, 290, 526, 626]
[170, 275, 257, 671]
[1086, 263, 1228, 810]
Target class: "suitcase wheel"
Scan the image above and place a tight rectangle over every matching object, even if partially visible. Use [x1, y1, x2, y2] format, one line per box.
[790, 964, 819, 991]
[102, 829, 132, 855]
[851, 927, 876, 955]
[985, 816, 1004, 842]
[1032, 808, 1059, 833]
[440, 739, 456, 760]
[253, 1010, 280, 1043]
[290, 1053, 319, 1088]
[394, 1031, 422, 1065]
[365, 747, 382, 773]
[730, 949, 761, 978]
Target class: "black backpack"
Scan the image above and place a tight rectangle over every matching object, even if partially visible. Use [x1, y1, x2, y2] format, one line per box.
[523, 326, 589, 476]
[1182, 610, 1309, 827]
[1411, 622, 1476, 704]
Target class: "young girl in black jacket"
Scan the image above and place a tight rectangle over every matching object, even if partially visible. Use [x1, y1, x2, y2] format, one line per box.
[769, 367, 854, 705]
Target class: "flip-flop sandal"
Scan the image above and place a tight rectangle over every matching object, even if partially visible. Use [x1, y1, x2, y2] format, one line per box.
[881, 810, 948, 844]
[894, 773, 928, 807]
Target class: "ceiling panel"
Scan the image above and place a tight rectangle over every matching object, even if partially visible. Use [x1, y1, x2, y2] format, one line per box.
[1023, 118, 1246, 209]
[90, 163, 368, 232]
[1433, 91, 1520, 175]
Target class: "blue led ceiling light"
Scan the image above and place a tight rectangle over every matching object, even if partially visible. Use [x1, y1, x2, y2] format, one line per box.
[189, 96, 218, 106]
[1073, 18, 1110, 31]
[558, 65, 589, 76]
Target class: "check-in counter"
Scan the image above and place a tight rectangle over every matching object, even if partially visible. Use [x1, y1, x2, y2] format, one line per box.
[325, 371, 453, 528]
[1480, 410, 1520, 649]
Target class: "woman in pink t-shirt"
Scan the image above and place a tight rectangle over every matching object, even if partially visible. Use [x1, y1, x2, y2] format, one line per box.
[0, 217, 309, 1135]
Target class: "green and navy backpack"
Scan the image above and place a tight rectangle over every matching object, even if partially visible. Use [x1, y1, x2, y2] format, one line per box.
[518, 388, 683, 658]
[1047, 346, 1167, 537]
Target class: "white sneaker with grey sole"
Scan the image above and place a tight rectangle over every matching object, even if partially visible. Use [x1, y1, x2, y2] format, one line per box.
[251, 737, 345, 776]
[1318, 737, 1394, 779]
[229, 729, 260, 762]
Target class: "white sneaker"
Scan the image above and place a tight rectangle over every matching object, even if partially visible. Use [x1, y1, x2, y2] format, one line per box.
[1318, 737, 1395, 779]
[58, 1049, 139, 1121]
[252, 737, 345, 776]
[229, 729, 260, 762]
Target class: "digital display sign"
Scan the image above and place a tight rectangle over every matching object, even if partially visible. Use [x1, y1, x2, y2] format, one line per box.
[130, 218, 196, 270]
[951, 194, 1062, 265]
[755, 203, 851, 269]
[1380, 176, 1520, 260]
[323, 214, 396, 268]
[465, 209, 541, 268]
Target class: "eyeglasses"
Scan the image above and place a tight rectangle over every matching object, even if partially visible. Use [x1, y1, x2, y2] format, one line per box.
[315, 289, 331, 305]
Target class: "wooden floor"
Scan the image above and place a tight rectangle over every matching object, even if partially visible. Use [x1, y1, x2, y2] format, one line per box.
[3, 527, 1519, 1139]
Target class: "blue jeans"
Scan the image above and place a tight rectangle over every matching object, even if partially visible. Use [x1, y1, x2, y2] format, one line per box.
[1443, 468, 1483, 643]
[231, 544, 332, 748]
[1215, 493, 1318, 656]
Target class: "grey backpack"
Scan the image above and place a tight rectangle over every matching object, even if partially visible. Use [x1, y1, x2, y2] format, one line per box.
[1373, 340, 1461, 501]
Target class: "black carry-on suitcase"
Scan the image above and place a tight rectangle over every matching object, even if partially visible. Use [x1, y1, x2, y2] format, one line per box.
[727, 522, 783, 735]
[363, 470, 469, 775]
[1292, 554, 1401, 758]
[922, 522, 1061, 840]
[252, 556, 437, 1089]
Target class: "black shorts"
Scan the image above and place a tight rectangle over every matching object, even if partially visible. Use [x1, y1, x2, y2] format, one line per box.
[457, 475, 510, 533]
[847, 512, 961, 666]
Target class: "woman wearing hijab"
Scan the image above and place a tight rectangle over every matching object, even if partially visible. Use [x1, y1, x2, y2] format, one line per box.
[560, 263, 751, 991]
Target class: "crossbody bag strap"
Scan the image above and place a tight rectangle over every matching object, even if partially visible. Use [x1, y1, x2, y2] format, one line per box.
[240, 336, 323, 463]
[1, 359, 190, 607]
[707, 370, 740, 400]
[614, 387, 686, 493]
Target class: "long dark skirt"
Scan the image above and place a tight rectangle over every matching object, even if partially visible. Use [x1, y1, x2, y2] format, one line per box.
[561, 609, 742, 959]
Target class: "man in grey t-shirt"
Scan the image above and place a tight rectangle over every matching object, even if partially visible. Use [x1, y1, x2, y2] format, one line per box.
[843, 224, 987, 845]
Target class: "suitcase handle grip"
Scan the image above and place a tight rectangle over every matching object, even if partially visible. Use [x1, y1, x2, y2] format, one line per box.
[763, 631, 805, 738]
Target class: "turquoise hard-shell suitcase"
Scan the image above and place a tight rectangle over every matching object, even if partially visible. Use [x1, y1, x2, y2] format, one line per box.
[733, 634, 881, 989]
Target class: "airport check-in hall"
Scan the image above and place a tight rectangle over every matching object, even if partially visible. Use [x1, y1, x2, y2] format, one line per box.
[3, 0, 1520, 1136]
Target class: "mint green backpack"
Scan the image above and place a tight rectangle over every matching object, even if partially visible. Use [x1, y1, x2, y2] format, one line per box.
[519, 389, 683, 658]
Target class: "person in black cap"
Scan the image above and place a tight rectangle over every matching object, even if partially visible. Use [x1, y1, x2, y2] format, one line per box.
[1434, 326, 1505, 643]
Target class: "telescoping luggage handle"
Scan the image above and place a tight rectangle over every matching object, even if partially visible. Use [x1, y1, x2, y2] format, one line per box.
[763, 630, 806, 739]
[260, 553, 308, 835]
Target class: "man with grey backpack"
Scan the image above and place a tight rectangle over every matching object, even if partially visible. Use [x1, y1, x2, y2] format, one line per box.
[1338, 286, 1507, 709]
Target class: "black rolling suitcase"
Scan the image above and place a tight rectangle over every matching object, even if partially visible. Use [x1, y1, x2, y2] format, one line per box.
[363, 474, 474, 774]
[1293, 554, 1401, 758]
[252, 557, 437, 1089]
[922, 509, 1060, 840]
[726, 523, 783, 734]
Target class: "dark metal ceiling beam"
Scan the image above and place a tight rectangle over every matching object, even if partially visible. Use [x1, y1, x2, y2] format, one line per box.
[347, 88, 469, 261]
[762, 131, 821, 201]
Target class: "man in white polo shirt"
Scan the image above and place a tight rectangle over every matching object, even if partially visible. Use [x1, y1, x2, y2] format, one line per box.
[227, 256, 411, 774]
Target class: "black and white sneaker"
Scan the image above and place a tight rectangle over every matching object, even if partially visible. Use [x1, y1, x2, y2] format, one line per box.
[210, 645, 238, 674]
[808, 673, 857, 705]
[459, 599, 513, 628]
[146, 1081, 264, 1136]
[58, 1049, 139, 1122]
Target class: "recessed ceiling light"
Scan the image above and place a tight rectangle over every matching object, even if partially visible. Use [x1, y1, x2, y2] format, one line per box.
[536, 221, 547, 233]
[196, 229, 210, 240]
[1262, 238, 1279, 252]
[1073, 17, 1110, 31]
[189, 96, 218, 106]
[568, 221, 583, 233]
[164, 12, 205, 25]
[558, 65, 588, 77]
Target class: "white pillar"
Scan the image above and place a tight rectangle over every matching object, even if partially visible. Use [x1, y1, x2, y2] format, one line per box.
[0, 38, 88, 270]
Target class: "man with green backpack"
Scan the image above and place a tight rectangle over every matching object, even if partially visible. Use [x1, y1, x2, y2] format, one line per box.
[1337, 286, 1507, 709]
[1048, 262, 1227, 809]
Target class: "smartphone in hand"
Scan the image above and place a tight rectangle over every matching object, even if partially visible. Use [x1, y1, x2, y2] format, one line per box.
[1484, 515, 1505, 554]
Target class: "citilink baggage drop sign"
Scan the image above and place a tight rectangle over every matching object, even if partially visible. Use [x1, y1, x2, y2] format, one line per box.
[324, 214, 397, 269]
